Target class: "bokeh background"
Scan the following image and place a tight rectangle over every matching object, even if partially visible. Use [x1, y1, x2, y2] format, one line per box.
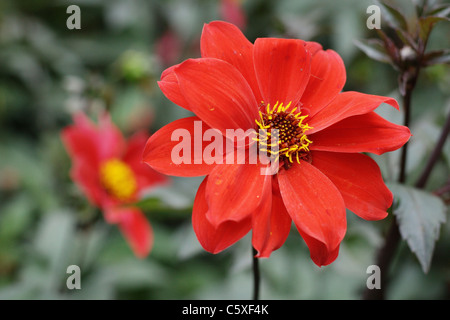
[0, 0, 449, 299]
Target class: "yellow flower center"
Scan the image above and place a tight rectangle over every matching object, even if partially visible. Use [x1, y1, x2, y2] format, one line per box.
[99, 159, 137, 201]
[254, 101, 312, 169]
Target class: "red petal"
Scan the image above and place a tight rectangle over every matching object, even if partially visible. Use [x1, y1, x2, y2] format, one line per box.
[312, 151, 393, 220]
[304, 41, 322, 55]
[310, 112, 411, 155]
[192, 177, 251, 253]
[158, 65, 191, 111]
[297, 231, 341, 266]
[123, 131, 169, 191]
[252, 177, 292, 258]
[113, 207, 153, 258]
[307, 92, 399, 134]
[277, 161, 346, 266]
[201, 21, 262, 102]
[62, 112, 125, 164]
[205, 163, 268, 227]
[142, 117, 218, 177]
[61, 112, 101, 167]
[175, 58, 258, 135]
[61, 112, 120, 208]
[70, 159, 105, 208]
[253, 38, 311, 107]
[97, 112, 126, 161]
[301, 43, 346, 117]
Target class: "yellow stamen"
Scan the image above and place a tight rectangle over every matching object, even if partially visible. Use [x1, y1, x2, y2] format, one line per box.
[100, 159, 137, 201]
[255, 101, 313, 167]
[283, 101, 292, 112]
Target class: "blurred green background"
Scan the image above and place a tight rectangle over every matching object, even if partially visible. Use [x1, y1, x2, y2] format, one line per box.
[0, 0, 449, 300]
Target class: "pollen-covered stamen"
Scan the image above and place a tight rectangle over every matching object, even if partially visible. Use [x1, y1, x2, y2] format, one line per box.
[100, 159, 138, 201]
[254, 101, 312, 168]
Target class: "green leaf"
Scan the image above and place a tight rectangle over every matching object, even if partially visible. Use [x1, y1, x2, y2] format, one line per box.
[132, 197, 166, 211]
[423, 49, 450, 66]
[418, 15, 450, 42]
[426, 4, 450, 18]
[354, 39, 392, 64]
[395, 28, 418, 51]
[376, 29, 401, 65]
[389, 183, 447, 273]
[376, 0, 409, 31]
[0, 194, 34, 241]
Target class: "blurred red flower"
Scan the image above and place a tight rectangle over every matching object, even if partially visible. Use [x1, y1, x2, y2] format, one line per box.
[62, 112, 168, 258]
[156, 30, 183, 68]
[220, 0, 246, 30]
[143, 21, 411, 266]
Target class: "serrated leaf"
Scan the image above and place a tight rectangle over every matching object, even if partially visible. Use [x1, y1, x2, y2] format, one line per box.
[389, 183, 447, 273]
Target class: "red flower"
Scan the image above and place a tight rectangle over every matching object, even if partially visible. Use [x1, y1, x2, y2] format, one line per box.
[156, 30, 183, 67]
[143, 21, 411, 266]
[62, 112, 168, 258]
[220, 0, 246, 30]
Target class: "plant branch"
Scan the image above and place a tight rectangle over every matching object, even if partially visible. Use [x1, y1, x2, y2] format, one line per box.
[361, 0, 449, 300]
[366, 71, 417, 300]
[252, 247, 260, 300]
[398, 88, 414, 183]
[363, 107, 450, 300]
[415, 111, 450, 189]
[433, 180, 450, 198]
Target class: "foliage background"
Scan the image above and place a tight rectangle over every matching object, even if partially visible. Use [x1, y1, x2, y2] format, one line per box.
[0, 0, 449, 299]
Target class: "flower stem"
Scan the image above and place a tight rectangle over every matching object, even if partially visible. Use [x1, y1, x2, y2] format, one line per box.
[252, 247, 260, 300]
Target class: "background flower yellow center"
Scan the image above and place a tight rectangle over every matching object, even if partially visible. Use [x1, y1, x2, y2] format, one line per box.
[100, 159, 137, 201]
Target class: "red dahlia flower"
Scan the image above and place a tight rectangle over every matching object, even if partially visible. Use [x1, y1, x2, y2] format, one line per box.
[143, 21, 411, 266]
[62, 112, 168, 258]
